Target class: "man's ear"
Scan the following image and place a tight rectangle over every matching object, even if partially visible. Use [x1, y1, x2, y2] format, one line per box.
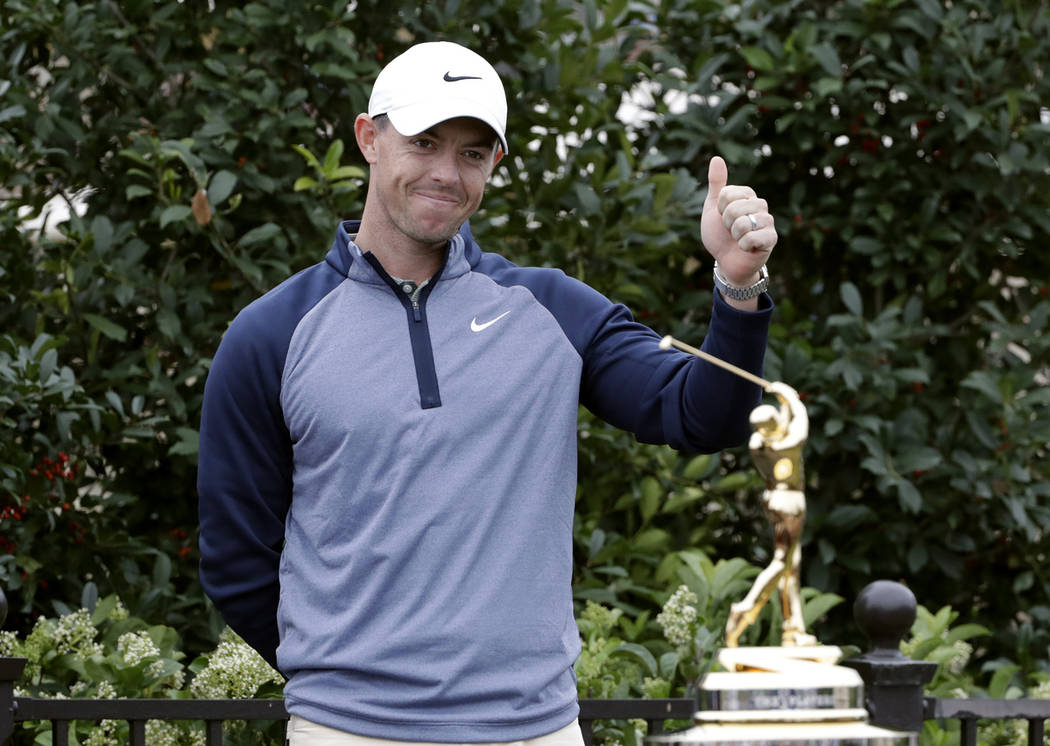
[354, 113, 380, 164]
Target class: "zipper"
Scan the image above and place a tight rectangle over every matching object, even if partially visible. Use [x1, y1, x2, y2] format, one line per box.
[363, 252, 444, 410]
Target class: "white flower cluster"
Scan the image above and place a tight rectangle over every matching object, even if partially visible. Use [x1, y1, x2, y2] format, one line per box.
[71, 678, 118, 699]
[947, 640, 973, 676]
[47, 608, 104, 659]
[189, 628, 282, 699]
[156, 664, 185, 690]
[84, 718, 121, 746]
[144, 720, 206, 746]
[656, 585, 698, 648]
[0, 630, 18, 656]
[109, 599, 129, 621]
[641, 676, 671, 699]
[117, 631, 161, 666]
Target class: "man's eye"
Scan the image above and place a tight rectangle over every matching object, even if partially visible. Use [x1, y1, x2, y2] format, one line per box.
[464, 150, 484, 160]
[412, 138, 434, 149]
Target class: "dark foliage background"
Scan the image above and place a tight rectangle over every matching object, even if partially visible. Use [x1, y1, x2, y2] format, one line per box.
[2, 0, 1048, 685]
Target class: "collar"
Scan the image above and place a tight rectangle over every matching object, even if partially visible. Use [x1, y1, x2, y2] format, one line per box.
[325, 220, 481, 284]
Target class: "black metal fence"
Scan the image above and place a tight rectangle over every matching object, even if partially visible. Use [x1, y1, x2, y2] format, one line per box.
[3, 581, 1049, 745]
[4, 689, 1050, 746]
[0, 691, 695, 746]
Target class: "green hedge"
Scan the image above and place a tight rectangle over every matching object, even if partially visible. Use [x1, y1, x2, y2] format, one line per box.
[2, 0, 1048, 689]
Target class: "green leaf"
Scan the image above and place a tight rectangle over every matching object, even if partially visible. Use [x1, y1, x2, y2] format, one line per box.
[81, 581, 99, 611]
[631, 528, 669, 553]
[208, 170, 237, 205]
[713, 472, 752, 491]
[710, 558, 757, 600]
[125, 184, 153, 200]
[809, 43, 841, 77]
[683, 454, 711, 480]
[613, 642, 659, 677]
[813, 77, 843, 97]
[168, 427, 199, 456]
[944, 624, 990, 645]
[91, 594, 120, 625]
[159, 204, 193, 228]
[294, 176, 320, 192]
[105, 390, 125, 416]
[83, 313, 128, 342]
[239, 222, 282, 247]
[322, 139, 345, 176]
[153, 552, 172, 587]
[960, 371, 1001, 402]
[329, 165, 366, 180]
[895, 447, 942, 473]
[740, 46, 775, 72]
[640, 485, 660, 523]
[0, 104, 26, 123]
[56, 411, 79, 441]
[840, 282, 863, 316]
[38, 347, 58, 382]
[988, 664, 1020, 699]
[907, 542, 928, 574]
[588, 528, 605, 559]
[895, 478, 923, 513]
[826, 504, 875, 530]
[802, 592, 844, 627]
[292, 143, 321, 168]
[203, 58, 228, 76]
[91, 215, 114, 255]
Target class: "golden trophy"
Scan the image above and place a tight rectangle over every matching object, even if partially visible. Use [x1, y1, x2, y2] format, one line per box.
[648, 337, 916, 745]
[725, 380, 814, 650]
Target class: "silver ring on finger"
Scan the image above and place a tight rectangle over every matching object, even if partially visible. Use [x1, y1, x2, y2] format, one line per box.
[747, 213, 759, 232]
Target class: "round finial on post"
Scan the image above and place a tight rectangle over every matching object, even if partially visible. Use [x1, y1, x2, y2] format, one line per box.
[853, 580, 917, 658]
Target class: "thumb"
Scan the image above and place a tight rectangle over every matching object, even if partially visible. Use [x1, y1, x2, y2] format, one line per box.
[705, 155, 728, 209]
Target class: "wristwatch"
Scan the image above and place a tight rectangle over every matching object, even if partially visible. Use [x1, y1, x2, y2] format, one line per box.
[712, 262, 769, 301]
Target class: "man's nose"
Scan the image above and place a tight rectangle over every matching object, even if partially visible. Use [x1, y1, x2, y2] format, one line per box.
[430, 148, 460, 183]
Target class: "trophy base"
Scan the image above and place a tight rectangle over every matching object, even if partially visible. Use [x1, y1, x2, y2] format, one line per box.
[645, 647, 916, 745]
[645, 720, 914, 745]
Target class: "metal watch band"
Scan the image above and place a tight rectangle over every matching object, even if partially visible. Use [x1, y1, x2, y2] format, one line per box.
[712, 262, 769, 301]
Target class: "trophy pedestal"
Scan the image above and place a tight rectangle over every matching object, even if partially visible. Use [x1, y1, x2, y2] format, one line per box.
[646, 647, 916, 745]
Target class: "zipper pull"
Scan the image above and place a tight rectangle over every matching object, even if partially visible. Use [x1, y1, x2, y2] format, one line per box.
[412, 298, 422, 322]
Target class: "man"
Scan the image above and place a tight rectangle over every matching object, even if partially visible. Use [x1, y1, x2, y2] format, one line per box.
[198, 41, 777, 745]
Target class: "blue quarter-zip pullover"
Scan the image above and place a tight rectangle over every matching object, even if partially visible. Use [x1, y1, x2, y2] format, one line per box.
[198, 220, 772, 741]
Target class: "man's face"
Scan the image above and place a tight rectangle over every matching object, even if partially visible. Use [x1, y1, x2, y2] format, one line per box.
[360, 115, 503, 250]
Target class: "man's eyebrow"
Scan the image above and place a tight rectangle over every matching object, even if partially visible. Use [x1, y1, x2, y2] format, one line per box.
[420, 127, 496, 151]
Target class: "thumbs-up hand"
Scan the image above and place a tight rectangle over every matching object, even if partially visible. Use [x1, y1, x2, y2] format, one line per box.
[700, 156, 777, 293]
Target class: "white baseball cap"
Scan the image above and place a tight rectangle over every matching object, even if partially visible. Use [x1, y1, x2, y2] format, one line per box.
[368, 41, 509, 154]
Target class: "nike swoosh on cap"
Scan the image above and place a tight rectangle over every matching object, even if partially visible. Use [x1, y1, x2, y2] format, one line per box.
[444, 72, 483, 82]
[470, 311, 510, 333]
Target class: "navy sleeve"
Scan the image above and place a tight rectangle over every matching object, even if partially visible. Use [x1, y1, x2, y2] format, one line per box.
[477, 252, 773, 453]
[197, 262, 343, 669]
[580, 290, 772, 452]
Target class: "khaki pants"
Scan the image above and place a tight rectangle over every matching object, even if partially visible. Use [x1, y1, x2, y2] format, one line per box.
[286, 715, 585, 746]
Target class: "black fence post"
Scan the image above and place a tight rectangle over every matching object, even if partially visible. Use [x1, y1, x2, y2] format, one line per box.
[1, 586, 28, 744]
[841, 580, 937, 732]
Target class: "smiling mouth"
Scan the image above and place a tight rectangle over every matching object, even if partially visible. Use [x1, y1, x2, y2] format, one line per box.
[414, 191, 460, 205]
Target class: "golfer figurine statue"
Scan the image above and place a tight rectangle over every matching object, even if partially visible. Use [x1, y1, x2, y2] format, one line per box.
[657, 336, 818, 648]
[725, 380, 817, 648]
